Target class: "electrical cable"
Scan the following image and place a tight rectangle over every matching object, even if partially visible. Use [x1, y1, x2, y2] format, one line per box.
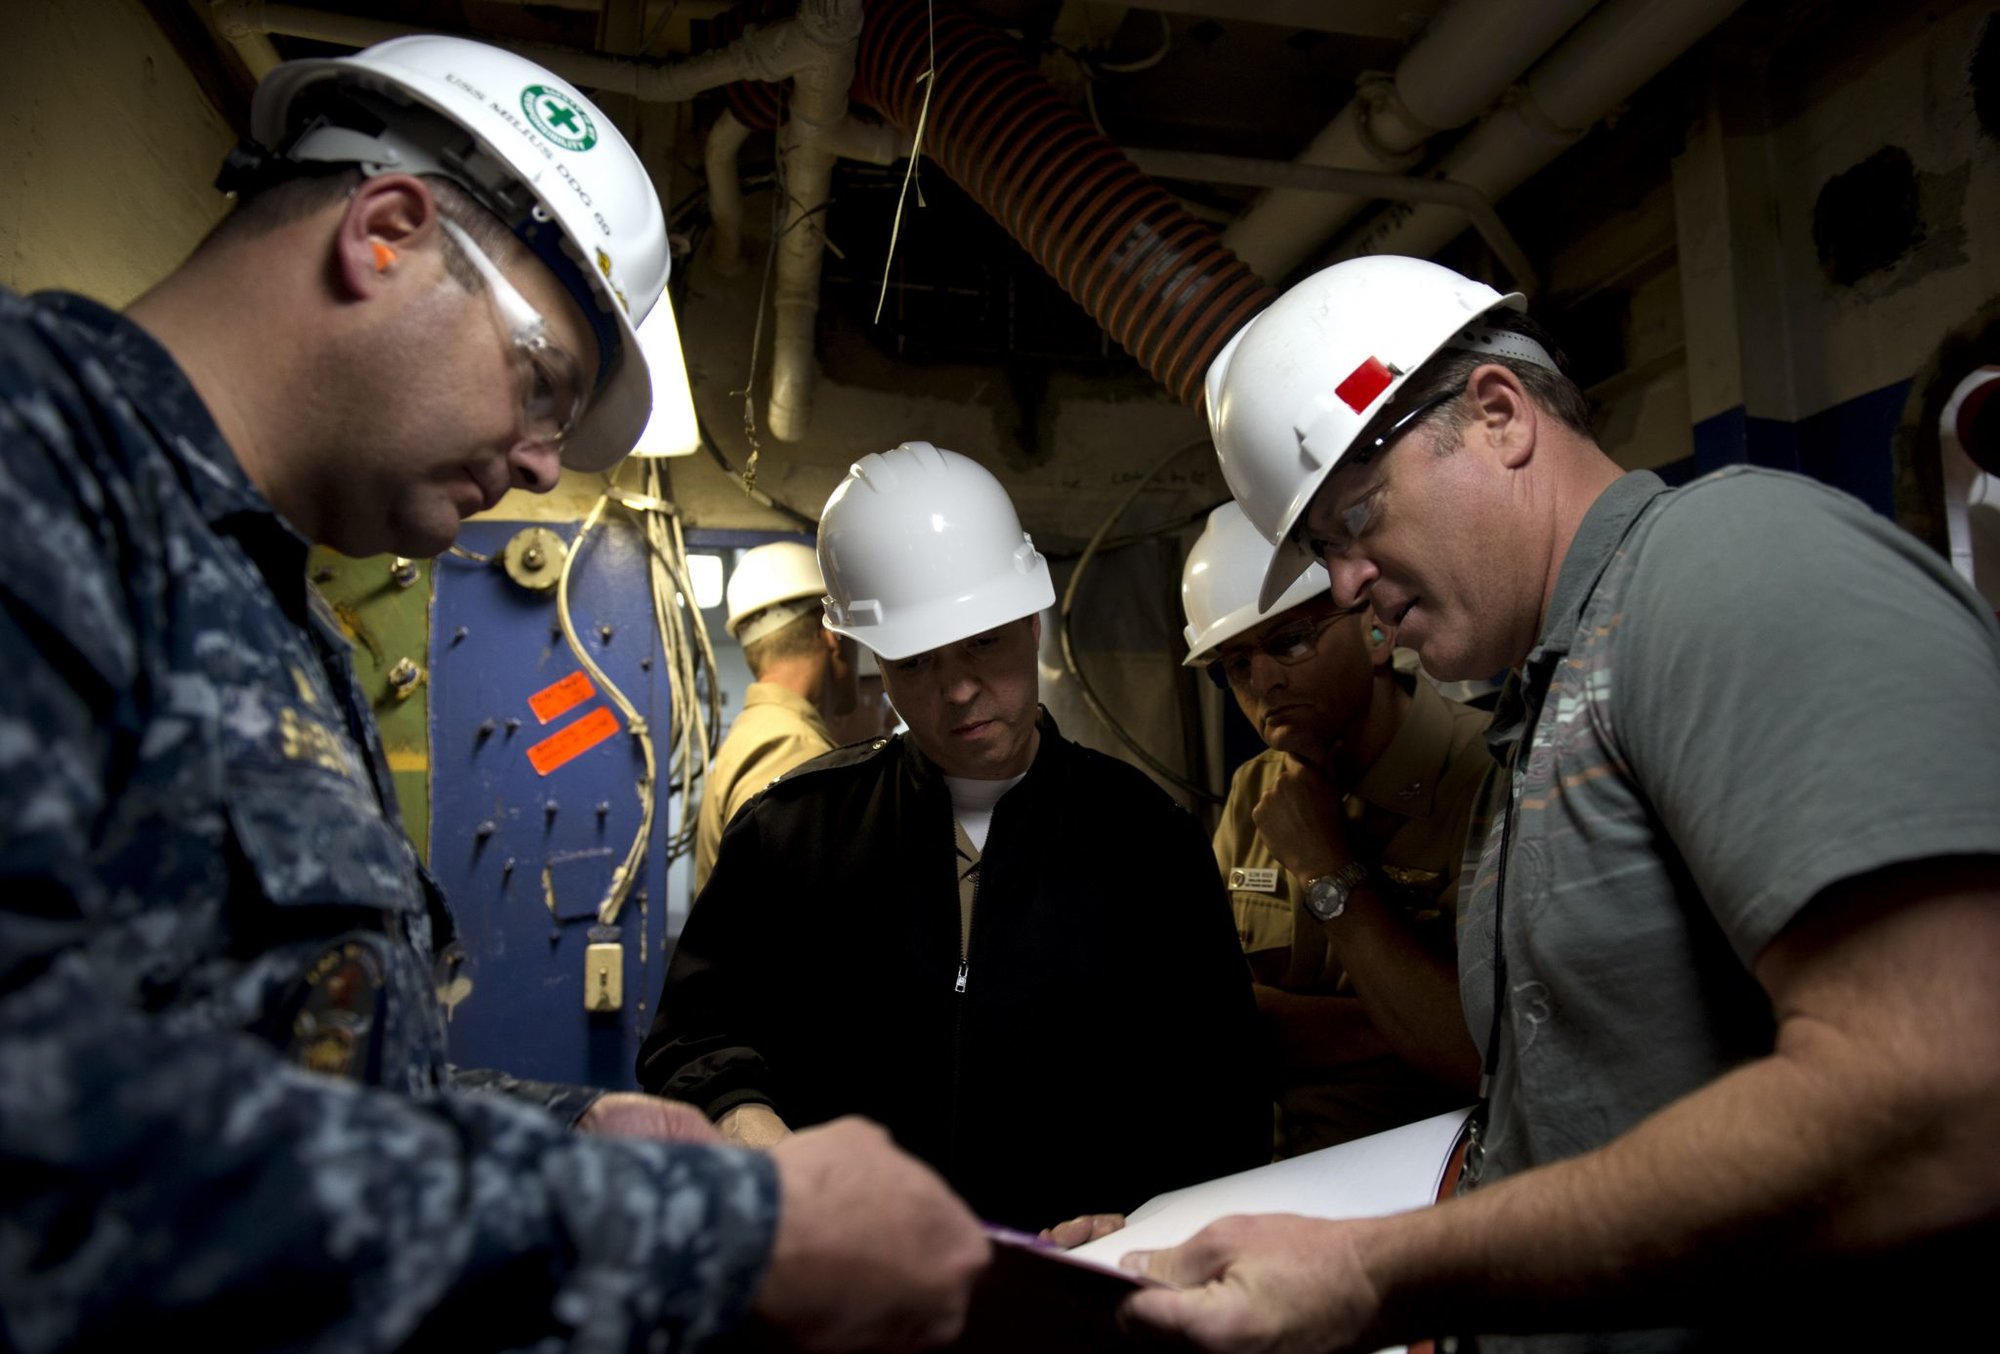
[698, 413, 820, 527]
[637, 458, 723, 863]
[1056, 436, 1224, 805]
[1094, 9, 1173, 73]
[1041, 503, 1214, 561]
[737, 109, 786, 494]
[873, 0, 937, 325]
[552, 493, 658, 929]
[547, 462, 725, 929]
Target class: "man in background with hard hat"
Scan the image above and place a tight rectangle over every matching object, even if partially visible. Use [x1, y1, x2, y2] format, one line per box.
[694, 541, 860, 890]
[1118, 256, 2000, 1351]
[825, 647, 901, 745]
[0, 36, 985, 1353]
[641, 441, 1267, 1233]
[1182, 501, 1488, 1156]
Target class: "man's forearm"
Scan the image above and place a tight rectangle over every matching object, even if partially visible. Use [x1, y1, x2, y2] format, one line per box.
[1360, 878, 2000, 1342]
[1305, 880, 1477, 1090]
[1255, 987, 1393, 1071]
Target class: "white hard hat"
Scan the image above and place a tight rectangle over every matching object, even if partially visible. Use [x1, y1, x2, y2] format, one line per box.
[725, 541, 826, 643]
[246, 35, 670, 474]
[818, 442, 1054, 662]
[1204, 256, 1524, 610]
[1181, 501, 1331, 666]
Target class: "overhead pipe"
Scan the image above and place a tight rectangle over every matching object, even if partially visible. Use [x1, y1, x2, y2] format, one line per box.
[1340, 0, 1747, 265]
[1127, 148, 1539, 297]
[828, 0, 1277, 410]
[1941, 367, 2000, 590]
[765, 0, 864, 442]
[1224, 0, 1599, 283]
[704, 108, 757, 275]
[211, 0, 846, 104]
[706, 104, 910, 271]
[191, 0, 281, 78]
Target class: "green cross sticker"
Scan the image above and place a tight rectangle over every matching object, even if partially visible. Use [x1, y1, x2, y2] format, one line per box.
[521, 84, 597, 152]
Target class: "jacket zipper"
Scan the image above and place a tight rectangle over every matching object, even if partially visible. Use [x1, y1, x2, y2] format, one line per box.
[947, 859, 980, 1178]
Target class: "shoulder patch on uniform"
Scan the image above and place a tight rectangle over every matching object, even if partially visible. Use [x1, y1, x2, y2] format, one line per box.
[765, 733, 896, 789]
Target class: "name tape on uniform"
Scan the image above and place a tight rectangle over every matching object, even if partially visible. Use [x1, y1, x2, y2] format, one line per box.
[1228, 866, 1282, 894]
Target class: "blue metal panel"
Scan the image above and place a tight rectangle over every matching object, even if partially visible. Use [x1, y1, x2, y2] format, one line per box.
[1795, 380, 1907, 518]
[430, 517, 691, 1090]
[1662, 378, 1911, 518]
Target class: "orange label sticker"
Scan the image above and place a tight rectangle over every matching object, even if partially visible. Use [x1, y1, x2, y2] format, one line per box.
[527, 706, 620, 776]
[528, 671, 596, 724]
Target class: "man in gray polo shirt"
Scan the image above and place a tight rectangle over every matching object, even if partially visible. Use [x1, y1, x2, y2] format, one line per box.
[1119, 256, 2000, 1351]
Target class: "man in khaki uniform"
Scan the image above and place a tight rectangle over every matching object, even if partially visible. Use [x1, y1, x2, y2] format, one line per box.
[1184, 501, 1489, 1155]
[694, 542, 858, 890]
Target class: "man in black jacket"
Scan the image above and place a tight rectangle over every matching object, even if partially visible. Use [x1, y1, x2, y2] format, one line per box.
[640, 441, 1267, 1231]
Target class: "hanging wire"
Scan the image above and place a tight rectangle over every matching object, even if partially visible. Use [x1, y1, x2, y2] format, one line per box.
[737, 107, 787, 496]
[698, 412, 820, 528]
[1057, 435, 1224, 806]
[637, 458, 723, 863]
[552, 492, 658, 928]
[548, 462, 725, 928]
[873, 0, 937, 324]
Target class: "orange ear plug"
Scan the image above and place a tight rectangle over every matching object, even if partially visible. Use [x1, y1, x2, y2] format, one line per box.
[371, 241, 398, 273]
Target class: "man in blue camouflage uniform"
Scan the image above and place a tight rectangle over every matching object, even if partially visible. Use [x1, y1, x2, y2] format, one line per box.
[0, 34, 986, 1354]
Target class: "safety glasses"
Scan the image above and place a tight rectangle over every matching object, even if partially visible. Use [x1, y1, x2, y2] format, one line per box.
[1300, 388, 1461, 560]
[437, 217, 587, 448]
[1204, 606, 1361, 690]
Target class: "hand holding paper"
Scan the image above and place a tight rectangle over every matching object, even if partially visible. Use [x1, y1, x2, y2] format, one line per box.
[1038, 1212, 1127, 1249]
[1120, 1212, 1389, 1354]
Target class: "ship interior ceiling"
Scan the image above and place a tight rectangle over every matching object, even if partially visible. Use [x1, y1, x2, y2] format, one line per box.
[19, 0, 2000, 1084]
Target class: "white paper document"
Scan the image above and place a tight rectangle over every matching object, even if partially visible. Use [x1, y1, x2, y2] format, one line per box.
[1067, 1105, 1474, 1268]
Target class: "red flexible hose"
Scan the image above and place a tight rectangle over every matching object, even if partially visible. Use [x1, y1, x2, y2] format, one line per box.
[718, 0, 1275, 409]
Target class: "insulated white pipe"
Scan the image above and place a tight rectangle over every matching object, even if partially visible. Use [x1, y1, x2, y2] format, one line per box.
[1942, 367, 2000, 590]
[705, 105, 908, 279]
[1341, 0, 1746, 264]
[764, 0, 863, 443]
[1222, 0, 1599, 282]
[195, 0, 282, 77]
[704, 108, 755, 276]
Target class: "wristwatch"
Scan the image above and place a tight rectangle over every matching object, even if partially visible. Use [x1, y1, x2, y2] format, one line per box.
[1303, 862, 1368, 922]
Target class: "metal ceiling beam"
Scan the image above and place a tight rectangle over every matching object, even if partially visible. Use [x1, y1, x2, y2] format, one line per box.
[1117, 0, 1436, 39]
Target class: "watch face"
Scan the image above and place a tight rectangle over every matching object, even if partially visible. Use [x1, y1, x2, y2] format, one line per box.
[1305, 864, 1363, 921]
[1306, 875, 1347, 922]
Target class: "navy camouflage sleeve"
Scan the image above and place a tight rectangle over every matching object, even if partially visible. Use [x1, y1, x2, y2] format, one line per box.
[0, 311, 779, 1352]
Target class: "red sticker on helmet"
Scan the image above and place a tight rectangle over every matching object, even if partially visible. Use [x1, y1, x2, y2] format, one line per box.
[1335, 357, 1394, 413]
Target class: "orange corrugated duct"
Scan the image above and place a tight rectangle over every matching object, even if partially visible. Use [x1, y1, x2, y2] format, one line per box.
[721, 0, 1275, 409]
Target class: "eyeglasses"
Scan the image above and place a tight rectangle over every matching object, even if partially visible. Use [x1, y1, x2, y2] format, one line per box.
[1204, 607, 1360, 690]
[437, 217, 587, 448]
[1299, 388, 1460, 560]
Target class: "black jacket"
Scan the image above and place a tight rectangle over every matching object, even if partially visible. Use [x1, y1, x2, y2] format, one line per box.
[639, 713, 1267, 1230]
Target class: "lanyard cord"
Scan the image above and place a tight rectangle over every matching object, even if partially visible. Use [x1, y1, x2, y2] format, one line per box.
[1462, 722, 1524, 1193]
[1478, 745, 1519, 1101]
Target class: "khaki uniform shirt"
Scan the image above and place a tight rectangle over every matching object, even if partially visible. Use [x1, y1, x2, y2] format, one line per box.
[1212, 673, 1491, 1152]
[693, 683, 835, 891]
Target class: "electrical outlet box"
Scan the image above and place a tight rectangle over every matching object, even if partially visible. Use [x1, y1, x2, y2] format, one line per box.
[584, 941, 623, 1012]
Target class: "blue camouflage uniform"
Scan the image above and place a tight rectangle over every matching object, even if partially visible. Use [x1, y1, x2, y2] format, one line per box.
[0, 288, 778, 1352]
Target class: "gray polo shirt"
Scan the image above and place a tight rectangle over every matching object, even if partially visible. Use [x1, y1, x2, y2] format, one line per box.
[1458, 467, 2000, 1348]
